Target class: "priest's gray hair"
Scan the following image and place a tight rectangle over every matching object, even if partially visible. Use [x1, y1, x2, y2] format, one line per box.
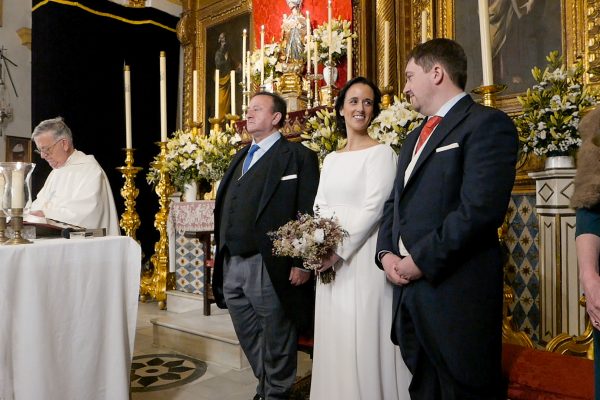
[32, 116, 74, 145]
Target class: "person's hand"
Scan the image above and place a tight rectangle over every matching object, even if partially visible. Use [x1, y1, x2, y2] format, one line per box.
[318, 251, 341, 273]
[582, 271, 600, 328]
[30, 210, 45, 217]
[394, 255, 423, 282]
[381, 253, 410, 286]
[289, 267, 310, 286]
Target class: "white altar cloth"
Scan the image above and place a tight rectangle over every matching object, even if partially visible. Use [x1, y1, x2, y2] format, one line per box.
[0, 236, 141, 400]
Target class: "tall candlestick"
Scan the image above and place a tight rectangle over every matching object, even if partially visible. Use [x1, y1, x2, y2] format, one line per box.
[347, 37, 352, 81]
[230, 70, 236, 115]
[478, 0, 494, 86]
[260, 25, 265, 86]
[159, 51, 167, 142]
[328, 0, 333, 66]
[215, 69, 220, 118]
[383, 21, 390, 87]
[11, 169, 24, 209]
[306, 11, 311, 36]
[421, 10, 428, 44]
[242, 29, 247, 87]
[124, 65, 132, 149]
[246, 50, 251, 92]
[192, 70, 198, 123]
[307, 36, 312, 74]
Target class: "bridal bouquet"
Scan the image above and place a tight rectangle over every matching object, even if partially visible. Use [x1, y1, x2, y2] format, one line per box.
[269, 210, 348, 284]
[368, 95, 424, 153]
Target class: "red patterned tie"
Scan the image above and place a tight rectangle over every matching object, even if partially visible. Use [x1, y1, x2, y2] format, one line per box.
[414, 116, 443, 153]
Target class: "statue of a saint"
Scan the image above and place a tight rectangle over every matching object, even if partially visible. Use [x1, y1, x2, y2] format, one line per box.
[281, 0, 307, 63]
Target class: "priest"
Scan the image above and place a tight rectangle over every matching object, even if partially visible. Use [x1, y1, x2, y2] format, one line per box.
[30, 117, 120, 235]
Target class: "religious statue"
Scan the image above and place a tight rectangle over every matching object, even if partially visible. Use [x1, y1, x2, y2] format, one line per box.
[281, 0, 307, 63]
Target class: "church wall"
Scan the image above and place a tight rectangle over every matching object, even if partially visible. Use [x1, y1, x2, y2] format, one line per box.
[0, 0, 32, 162]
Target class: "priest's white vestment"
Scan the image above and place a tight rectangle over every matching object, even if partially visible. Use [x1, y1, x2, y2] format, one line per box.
[31, 150, 120, 235]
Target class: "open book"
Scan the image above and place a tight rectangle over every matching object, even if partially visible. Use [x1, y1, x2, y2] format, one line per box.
[23, 214, 86, 237]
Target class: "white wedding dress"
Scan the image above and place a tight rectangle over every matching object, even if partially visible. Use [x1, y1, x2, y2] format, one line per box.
[310, 144, 411, 400]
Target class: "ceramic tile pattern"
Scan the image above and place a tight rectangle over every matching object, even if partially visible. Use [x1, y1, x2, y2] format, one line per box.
[505, 194, 541, 344]
[174, 231, 205, 294]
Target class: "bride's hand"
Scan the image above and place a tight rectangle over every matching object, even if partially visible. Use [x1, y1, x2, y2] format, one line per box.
[318, 251, 341, 273]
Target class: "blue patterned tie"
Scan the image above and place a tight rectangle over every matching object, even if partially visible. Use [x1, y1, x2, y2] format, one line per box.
[242, 144, 260, 174]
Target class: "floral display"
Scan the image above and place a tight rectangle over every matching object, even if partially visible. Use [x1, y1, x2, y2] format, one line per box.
[312, 18, 356, 64]
[515, 50, 598, 157]
[301, 108, 347, 164]
[249, 42, 283, 83]
[269, 209, 348, 284]
[146, 127, 242, 190]
[368, 96, 424, 153]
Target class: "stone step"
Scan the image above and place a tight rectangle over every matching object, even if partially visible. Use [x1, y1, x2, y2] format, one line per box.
[166, 290, 206, 314]
[151, 309, 250, 370]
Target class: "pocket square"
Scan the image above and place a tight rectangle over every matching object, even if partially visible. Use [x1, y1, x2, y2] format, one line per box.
[281, 174, 298, 181]
[436, 143, 459, 152]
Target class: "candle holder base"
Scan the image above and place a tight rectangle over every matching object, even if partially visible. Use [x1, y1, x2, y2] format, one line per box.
[471, 84, 507, 108]
[225, 114, 241, 130]
[116, 148, 142, 240]
[5, 214, 33, 245]
[209, 117, 224, 133]
[319, 85, 338, 107]
[380, 85, 395, 109]
[0, 216, 8, 243]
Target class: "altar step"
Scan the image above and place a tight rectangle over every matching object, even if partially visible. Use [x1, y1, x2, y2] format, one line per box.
[152, 292, 250, 370]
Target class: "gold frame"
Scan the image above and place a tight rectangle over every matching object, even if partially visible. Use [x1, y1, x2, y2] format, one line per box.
[179, 0, 252, 133]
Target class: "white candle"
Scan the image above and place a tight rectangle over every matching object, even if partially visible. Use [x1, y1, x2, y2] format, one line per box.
[159, 51, 167, 142]
[11, 169, 24, 209]
[307, 36, 312, 75]
[328, 0, 332, 66]
[242, 29, 247, 87]
[306, 11, 311, 36]
[124, 65, 132, 149]
[215, 69, 220, 118]
[421, 10, 428, 44]
[0, 174, 5, 208]
[346, 37, 352, 81]
[230, 70, 236, 115]
[260, 25, 265, 86]
[246, 50, 252, 93]
[192, 70, 198, 123]
[478, 0, 494, 86]
[313, 41, 319, 78]
[383, 21, 390, 87]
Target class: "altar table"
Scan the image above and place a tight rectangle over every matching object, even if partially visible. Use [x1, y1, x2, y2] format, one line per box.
[0, 236, 141, 400]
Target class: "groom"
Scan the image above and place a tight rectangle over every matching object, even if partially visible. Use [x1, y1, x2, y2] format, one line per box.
[376, 39, 518, 398]
[213, 92, 319, 400]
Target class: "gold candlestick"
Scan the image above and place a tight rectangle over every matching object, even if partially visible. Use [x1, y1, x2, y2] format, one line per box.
[225, 114, 241, 130]
[116, 148, 142, 240]
[209, 117, 224, 133]
[190, 122, 203, 137]
[140, 142, 175, 310]
[380, 85, 394, 109]
[0, 216, 8, 243]
[471, 84, 507, 108]
[310, 73, 323, 107]
[5, 209, 32, 245]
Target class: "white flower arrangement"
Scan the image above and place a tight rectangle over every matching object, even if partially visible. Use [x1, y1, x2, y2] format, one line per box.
[312, 18, 356, 64]
[249, 42, 283, 83]
[515, 51, 598, 157]
[368, 96, 424, 153]
[301, 108, 347, 164]
[197, 126, 243, 182]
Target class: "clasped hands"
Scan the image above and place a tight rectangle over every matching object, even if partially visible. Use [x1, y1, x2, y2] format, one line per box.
[381, 253, 423, 286]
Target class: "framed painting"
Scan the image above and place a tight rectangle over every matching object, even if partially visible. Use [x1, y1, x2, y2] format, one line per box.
[204, 12, 251, 130]
[414, 0, 600, 115]
[5, 135, 32, 163]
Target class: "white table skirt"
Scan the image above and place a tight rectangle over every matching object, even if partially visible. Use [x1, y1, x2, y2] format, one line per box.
[0, 236, 141, 400]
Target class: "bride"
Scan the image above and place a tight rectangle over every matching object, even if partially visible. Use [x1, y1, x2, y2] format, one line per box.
[310, 77, 411, 400]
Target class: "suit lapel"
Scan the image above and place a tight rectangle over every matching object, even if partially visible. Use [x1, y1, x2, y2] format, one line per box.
[404, 96, 473, 188]
[256, 138, 290, 220]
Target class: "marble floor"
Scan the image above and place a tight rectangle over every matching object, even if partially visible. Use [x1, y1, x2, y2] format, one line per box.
[132, 301, 312, 400]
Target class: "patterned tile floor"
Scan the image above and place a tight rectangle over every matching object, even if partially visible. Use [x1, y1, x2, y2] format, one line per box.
[133, 301, 312, 400]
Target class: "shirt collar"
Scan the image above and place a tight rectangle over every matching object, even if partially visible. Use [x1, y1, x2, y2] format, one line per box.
[431, 92, 468, 118]
[251, 130, 281, 153]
